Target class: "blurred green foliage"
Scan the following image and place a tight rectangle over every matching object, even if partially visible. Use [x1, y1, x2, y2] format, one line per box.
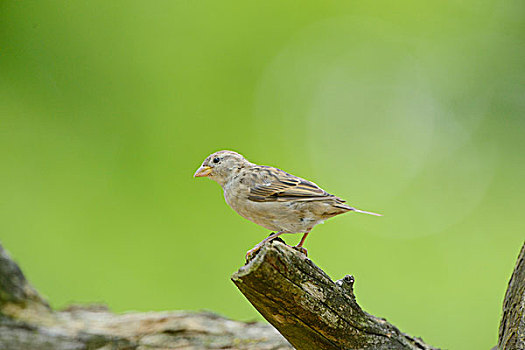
[1, 1, 524, 349]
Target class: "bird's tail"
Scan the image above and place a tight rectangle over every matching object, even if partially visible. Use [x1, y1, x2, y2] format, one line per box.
[351, 208, 382, 216]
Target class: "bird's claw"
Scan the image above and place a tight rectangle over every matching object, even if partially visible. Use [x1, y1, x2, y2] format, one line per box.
[293, 245, 308, 256]
[245, 246, 261, 261]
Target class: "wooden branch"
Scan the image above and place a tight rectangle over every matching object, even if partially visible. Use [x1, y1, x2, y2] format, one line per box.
[498, 241, 525, 350]
[2, 238, 524, 350]
[0, 243, 291, 350]
[232, 240, 439, 350]
[0, 243, 50, 311]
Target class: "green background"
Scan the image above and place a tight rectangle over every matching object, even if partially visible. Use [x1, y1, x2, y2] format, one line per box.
[1, 1, 524, 349]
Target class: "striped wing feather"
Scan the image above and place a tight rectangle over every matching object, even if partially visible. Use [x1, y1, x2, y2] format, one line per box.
[247, 167, 343, 203]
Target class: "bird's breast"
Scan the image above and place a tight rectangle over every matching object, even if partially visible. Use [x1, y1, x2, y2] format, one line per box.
[223, 184, 252, 219]
[223, 183, 280, 231]
[222, 183, 325, 233]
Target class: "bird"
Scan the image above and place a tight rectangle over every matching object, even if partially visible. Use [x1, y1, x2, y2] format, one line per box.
[193, 150, 381, 259]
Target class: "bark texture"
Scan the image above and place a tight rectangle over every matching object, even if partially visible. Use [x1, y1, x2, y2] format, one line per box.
[2, 239, 525, 350]
[232, 241, 438, 350]
[498, 242, 525, 350]
[0, 243, 291, 350]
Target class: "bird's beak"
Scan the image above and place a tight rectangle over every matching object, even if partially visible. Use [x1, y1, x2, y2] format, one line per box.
[193, 165, 212, 178]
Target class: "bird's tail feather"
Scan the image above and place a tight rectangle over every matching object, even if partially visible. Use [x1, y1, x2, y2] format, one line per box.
[351, 208, 382, 216]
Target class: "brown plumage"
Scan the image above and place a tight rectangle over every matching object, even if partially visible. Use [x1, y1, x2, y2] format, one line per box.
[194, 150, 381, 258]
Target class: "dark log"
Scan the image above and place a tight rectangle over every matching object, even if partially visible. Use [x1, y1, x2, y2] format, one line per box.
[0, 243, 291, 350]
[232, 240, 438, 350]
[498, 241, 525, 350]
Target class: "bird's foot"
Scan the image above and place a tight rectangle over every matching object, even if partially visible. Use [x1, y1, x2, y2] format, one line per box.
[245, 245, 262, 261]
[246, 231, 288, 262]
[269, 237, 286, 244]
[293, 245, 308, 256]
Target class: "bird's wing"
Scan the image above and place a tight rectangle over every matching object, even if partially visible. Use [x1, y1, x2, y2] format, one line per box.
[247, 166, 341, 202]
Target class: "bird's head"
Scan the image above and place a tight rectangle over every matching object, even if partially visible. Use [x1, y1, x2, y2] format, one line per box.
[193, 150, 251, 186]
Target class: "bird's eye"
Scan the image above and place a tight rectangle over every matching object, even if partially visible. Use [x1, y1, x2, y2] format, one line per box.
[213, 157, 220, 164]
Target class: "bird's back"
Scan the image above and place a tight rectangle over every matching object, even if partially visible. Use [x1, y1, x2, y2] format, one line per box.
[222, 165, 353, 232]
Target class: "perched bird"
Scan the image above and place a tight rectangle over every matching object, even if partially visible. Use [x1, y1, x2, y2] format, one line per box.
[193, 150, 381, 258]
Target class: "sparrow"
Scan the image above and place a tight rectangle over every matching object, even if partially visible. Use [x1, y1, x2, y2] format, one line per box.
[193, 150, 381, 258]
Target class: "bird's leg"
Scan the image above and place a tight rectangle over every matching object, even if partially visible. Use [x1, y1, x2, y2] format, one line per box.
[267, 231, 286, 244]
[245, 231, 286, 260]
[297, 231, 309, 247]
[293, 231, 310, 256]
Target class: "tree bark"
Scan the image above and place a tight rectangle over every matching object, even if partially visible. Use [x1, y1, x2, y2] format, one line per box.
[498, 241, 525, 350]
[0, 243, 291, 350]
[1, 239, 524, 350]
[232, 241, 438, 350]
